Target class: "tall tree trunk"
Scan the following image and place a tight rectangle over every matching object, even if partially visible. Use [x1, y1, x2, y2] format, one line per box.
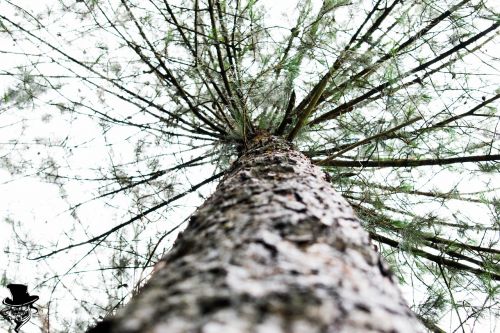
[90, 134, 421, 333]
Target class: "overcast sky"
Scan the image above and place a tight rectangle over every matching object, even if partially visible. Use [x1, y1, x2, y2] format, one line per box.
[0, 0, 499, 332]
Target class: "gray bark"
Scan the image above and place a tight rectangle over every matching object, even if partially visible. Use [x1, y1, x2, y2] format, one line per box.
[89, 135, 422, 333]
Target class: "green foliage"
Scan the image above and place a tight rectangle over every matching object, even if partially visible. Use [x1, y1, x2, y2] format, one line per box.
[417, 288, 448, 322]
[0, 0, 499, 331]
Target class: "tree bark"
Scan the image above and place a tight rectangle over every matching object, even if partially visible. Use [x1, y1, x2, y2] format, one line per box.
[89, 134, 422, 333]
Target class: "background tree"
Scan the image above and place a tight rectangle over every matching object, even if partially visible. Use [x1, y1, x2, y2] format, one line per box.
[0, 0, 498, 332]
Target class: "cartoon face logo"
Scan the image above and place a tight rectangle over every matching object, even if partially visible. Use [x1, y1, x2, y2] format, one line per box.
[1, 284, 39, 332]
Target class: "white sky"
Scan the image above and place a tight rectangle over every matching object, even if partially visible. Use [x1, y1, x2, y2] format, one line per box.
[0, 0, 499, 332]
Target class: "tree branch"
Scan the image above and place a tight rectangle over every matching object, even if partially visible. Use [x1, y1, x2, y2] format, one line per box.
[370, 233, 500, 281]
[31, 171, 224, 260]
[317, 154, 500, 168]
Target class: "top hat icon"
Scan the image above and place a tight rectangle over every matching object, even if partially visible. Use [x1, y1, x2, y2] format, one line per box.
[2, 284, 39, 307]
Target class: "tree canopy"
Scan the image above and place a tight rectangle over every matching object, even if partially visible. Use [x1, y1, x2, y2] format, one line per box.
[0, 0, 498, 332]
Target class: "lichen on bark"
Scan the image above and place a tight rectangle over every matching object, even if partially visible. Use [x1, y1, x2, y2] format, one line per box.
[90, 135, 422, 333]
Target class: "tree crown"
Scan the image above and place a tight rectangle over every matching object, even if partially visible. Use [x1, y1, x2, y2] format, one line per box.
[0, 0, 498, 331]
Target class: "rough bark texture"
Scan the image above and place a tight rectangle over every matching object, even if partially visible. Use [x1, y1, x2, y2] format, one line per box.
[90, 135, 422, 333]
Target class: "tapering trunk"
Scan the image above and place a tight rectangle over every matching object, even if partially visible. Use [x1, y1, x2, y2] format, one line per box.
[90, 135, 421, 333]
